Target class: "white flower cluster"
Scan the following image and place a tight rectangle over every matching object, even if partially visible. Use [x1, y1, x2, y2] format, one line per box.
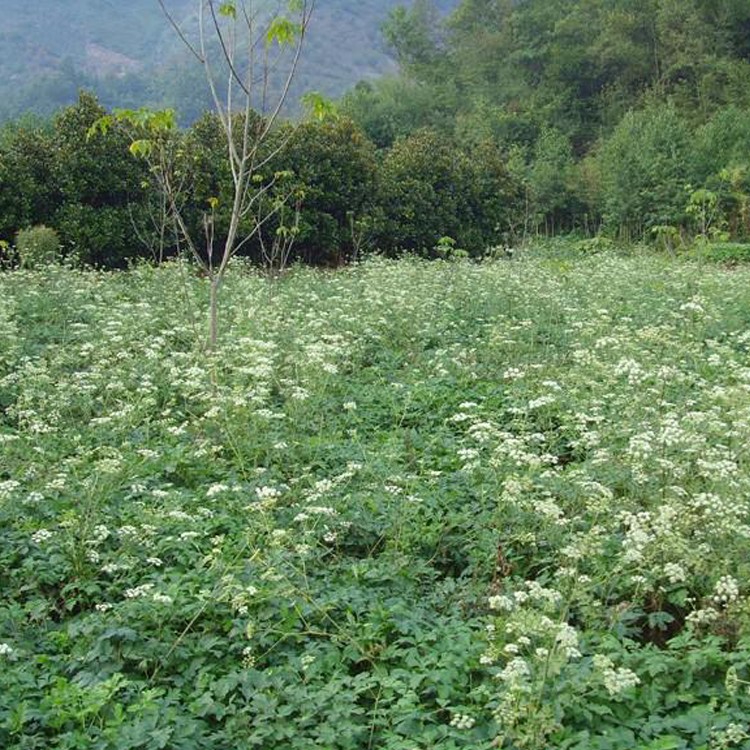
[593, 655, 640, 696]
[685, 607, 720, 627]
[555, 622, 581, 659]
[242, 646, 256, 668]
[663, 562, 687, 584]
[294, 505, 337, 523]
[710, 722, 749, 749]
[124, 583, 154, 599]
[713, 575, 740, 606]
[498, 657, 531, 689]
[256, 485, 282, 501]
[488, 594, 514, 612]
[206, 483, 230, 498]
[31, 528, 53, 544]
[450, 713, 476, 730]
[679, 300, 705, 315]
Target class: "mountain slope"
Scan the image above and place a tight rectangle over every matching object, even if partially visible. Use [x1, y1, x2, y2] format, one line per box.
[0, 0, 458, 122]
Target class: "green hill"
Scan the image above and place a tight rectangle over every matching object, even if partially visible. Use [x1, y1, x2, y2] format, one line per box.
[0, 0, 457, 123]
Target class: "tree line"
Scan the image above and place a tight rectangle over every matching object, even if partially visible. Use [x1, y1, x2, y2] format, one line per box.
[0, 92, 521, 267]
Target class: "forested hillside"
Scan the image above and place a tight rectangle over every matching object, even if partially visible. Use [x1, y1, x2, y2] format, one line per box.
[343, 0, 750, 240]
[0, 0, 457, 123]
[347, 0, 750, 149]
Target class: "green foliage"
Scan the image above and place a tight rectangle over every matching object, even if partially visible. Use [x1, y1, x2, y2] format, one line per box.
[376, 129, 519, 255]
[693, 110, 750, 238]
[2, 255, 750, 747]
[572, 235, 618, 255]
[596, 104, 693, 238]
[300, 92, 337, 123]
[5, 0, 750, 248]
[685, 187, 728, 242]
[525, 128, 578, 234]
[433, 235, 470, 260]
[14, 225, 61, 268]
[382, 0, 443, 75]
[218, 1, 237, 20]
[266, 16, 302, 47]
[51, 92, 149, 266]
[340, 77, 447, 149]
[337, 0, 750, 243]
[692, 241, 750, 265]
[269, 117, 379, 264]
[0, 121, 59, 243]
[53, 204, 134, 268]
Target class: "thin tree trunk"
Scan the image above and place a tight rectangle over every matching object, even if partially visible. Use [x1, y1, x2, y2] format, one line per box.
[209, 274, 220, 350]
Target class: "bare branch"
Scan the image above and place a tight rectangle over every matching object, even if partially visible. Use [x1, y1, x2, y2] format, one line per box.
[208, 0, 251, 96]
[157, 0, 205, 63]
[257, 0, 315, 142]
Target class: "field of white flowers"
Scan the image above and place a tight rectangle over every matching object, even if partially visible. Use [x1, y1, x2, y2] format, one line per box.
[1, 254, 750, 749]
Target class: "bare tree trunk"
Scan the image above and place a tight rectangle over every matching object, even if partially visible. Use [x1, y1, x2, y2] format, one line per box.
[209, 274, 220, 350]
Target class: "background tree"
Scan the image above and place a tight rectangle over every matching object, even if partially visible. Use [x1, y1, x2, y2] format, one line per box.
[269, 116, 379, 265]
[595, 103, 692, 239]
[0, 119, 59, 246]
[54, 92, 148, 267]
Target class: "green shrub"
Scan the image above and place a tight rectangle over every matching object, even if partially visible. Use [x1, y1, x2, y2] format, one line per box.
[15, 225, 61, 268]
[52, 92, 148, 268]
[54, 203, 134, 268]
[695, 241, 750, 264]
[595, 103, 693, 239]
[376, 130, 520, 256]
[573, 235, 617, 254]
[271, 117, 379, 265]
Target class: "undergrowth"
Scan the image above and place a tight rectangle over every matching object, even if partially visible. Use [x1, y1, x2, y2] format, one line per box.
[1, 255, 750, 749]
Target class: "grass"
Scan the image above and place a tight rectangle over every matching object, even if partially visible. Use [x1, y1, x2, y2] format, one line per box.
[1, 253, 750, 749]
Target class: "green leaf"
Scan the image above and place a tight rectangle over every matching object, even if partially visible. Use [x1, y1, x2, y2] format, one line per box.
[86, 115, 113, 140]
[112, 107, 176, 133]
[151, 109, 177, 132]
[129, 140, 153, 158]
[218, 1, 237, 19]
[301, 92, 336, 122]
[266, 17, 301, 47]
[641, 737, 682, 750]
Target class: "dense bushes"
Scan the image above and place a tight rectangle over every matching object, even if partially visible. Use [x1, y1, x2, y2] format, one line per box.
[376, 130, 521, 256]
[0, 94, 524, 267]
[377, 129, 477, 255]
[52, 92, 147, 266]
[339, 0, 750, 247]
[274, 118, 379, 264]
[594, 104, 693, 239]
[15, 225, 61, 268]
[0, 93, 148, 267]
[0, 121, 59, 243]
[3, 90, 750, 268]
